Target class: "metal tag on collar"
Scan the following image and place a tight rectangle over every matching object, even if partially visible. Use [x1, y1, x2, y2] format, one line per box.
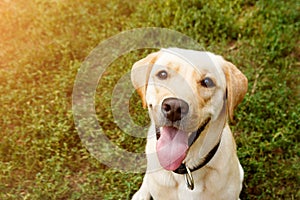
[184, 164, 194, 190]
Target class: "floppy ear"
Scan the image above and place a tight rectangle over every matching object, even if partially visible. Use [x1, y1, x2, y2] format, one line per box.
[131, 52, 160, 108]
[221, 60, 248, 121]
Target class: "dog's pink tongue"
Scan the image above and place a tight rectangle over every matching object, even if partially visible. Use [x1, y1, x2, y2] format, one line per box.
[156, 127, 188, 171]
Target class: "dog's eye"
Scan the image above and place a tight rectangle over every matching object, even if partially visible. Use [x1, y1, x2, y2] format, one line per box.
[156, 70, 168, 80]
[200, 77, 215, 88]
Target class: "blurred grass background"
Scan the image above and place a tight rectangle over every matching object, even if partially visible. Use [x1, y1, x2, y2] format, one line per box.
[0, 0, 299, 199]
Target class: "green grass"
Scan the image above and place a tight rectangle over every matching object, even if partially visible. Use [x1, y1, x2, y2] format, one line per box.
[0, 0, 299, 199]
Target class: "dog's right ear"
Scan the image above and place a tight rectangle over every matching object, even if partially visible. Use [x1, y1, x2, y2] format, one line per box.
[131, 52, 159, 108]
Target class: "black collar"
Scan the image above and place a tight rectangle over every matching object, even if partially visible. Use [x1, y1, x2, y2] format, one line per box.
[173, 139, 220, 174]
[173, 118, 221, 174]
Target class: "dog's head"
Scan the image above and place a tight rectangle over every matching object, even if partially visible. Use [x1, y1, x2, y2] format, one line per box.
[131, 48, 248, 170]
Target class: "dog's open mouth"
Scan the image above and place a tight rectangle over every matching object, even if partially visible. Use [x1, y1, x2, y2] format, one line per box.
[156, 126, 189, 171]
[155, 118, 211, 171]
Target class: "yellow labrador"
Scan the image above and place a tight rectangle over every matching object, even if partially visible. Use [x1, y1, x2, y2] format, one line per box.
[131, 48, 248, 200]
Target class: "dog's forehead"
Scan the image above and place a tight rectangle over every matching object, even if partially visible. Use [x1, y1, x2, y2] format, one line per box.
[154, 48, 223, 75]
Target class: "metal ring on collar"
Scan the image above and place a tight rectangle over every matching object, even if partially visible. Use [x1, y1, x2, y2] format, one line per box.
[184, 165, 194, 190]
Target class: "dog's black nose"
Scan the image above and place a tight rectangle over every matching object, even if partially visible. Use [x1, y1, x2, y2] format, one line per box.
[161, 98, 189, 122]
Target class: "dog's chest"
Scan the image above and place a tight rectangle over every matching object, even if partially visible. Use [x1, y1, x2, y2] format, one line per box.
[149, 170, 212, 200]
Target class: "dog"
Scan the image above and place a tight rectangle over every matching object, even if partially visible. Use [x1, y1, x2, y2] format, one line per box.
[131, 48, 248, 200]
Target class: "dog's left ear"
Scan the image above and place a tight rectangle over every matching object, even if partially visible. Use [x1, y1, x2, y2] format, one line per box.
[221, 60, 248, 121]
[131, 52, 160, 108]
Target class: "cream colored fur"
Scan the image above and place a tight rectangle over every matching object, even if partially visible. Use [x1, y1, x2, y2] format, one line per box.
[131, 48, 248, 200]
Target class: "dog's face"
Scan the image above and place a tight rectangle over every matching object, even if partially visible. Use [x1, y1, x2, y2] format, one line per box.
[131, 48, 247, 170]
[145, 50, 226, 133]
